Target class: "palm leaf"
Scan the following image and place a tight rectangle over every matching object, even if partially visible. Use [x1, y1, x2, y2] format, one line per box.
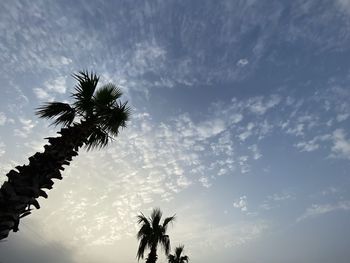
[84, 127, 109, 151]
[93, 84, 123, 107]
[151, 208, 163, 230]
[168, 254, 175, 263]
[96, 101, 131, 136]
[72, 71, 99, 116]
[181, 255, 189, 263]
[162, 214, 175, 232]
[137, 237, 149, 260]
[160, 235, 171, 255]
[35, 102, 76, 126]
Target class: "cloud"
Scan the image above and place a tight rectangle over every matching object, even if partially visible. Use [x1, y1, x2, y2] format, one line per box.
[331, 129, 350, 159]
[237, 58, 249, 67]
[336, 113, 349, 122]
[14, 118, 36, 138]
[33, 87, 54, 101]
[0, 141, 5, 157]
[294, 134, 331, 153]
[196, 119, 226, 139]
[233, 195, 248, 212]
[0, 112, 7, 125]
[336, 0, 350, 13]
[45, 76, 67, 94]
[176, 175, 192, 188]
[297, 201, 350, 222]
[247, 95, 281, 115]
[248, 144, 262, 160]
[198, 176, 212, 188]
[260, 191, 295, 211]
[238, 122, 255, 141]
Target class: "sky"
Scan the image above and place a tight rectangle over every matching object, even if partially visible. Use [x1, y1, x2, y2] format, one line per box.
[1, 0, 350, 262]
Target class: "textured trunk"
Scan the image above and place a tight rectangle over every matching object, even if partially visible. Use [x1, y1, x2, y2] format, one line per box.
[0, 121, 93, 240]
[146, 245, 158, 263]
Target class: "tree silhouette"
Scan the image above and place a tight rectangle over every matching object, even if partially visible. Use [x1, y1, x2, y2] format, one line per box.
[168, 245, 189, 263]
[0, 71, 130, 240]
[137, 208, 175, 263]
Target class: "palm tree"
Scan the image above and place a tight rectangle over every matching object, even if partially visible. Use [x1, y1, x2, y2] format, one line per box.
[137, 208, 175, 263]
[168, 245, 189, 263]
[0, 71, 130, 240]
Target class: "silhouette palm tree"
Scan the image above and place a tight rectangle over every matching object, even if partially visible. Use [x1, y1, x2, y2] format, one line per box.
[0, 71, 130, 240]
[168, 245, 189, 263]
[137, 208, 175, 263]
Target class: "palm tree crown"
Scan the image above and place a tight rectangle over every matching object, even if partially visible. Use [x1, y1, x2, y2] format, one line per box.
[36, 71, 130, 149]
[137, 208, 175, 263]
[168, 245, 189, 263]
[0, 71, 130, 240]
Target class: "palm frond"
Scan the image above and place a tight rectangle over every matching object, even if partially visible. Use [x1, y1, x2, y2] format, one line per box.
[137, 224, 152, 240]
[137, 237, 148, 260]
[93, 84, 123, 107]
[72, 71, 99, 116]
[175, 245, 184, 258]
[162, 214, 176, 231]
[167, 254, 175, 263]
[160, 235, 171, 255]
[151, 208, 162, 230]
[96, 101, 131, 137]
[35, 102, 76, 126]
[84, 127, 109, 151]
[137, 213, 150, 226]
[181, 255, 189, 263]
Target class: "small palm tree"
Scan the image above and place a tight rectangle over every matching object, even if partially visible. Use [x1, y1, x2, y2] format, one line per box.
[137, 208, 175, 263]
[168, 245, 189, 263]
[0, 71, 130, 240]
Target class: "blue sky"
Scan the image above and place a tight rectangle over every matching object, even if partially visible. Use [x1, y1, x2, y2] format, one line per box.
[1, 1, 350, 262]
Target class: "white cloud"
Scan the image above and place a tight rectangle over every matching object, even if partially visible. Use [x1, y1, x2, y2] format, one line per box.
[331, 129, 350, 159]
[336, 113, 349, 122]
[260, 191, 294, 211]
[247, 95, 281, 115]
[238, 156, 250, 174]
[248, 144, 262, 160]
[237, 58, 249, 67]
[14, 118, 36, 138]
[60, 56, 72, 65]
[233, 195, 248, 212]
[286, 123, 304, 136]
[0, 141, 5, 157]
[34, 88, 53, 101]
[0, 112, 7, 125]
[295, 134, 331, 152]
[297, 201, 350, 222]
[321, 186, 339, 196]
[45, 76, 67, 94]
[336, 0, 350, 13]
[176, 176, 192, 188]
[198, 176, 212, 188]
[196, 119, 226, 139]
[295, 141, 319, 152]
[268, 192, 294, 202]
[238, 122, 255, 141]
[238, 130, 252, 141]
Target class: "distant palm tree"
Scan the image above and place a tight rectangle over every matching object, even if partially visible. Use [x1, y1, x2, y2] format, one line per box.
[168, 245, 189, 263]
[137, 208, 175, 263]
[0, 71, 130, 240]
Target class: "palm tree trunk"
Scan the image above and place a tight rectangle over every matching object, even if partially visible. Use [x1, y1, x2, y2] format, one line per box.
[146, 245, 158, 263]
[0, 121, 93, 240]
